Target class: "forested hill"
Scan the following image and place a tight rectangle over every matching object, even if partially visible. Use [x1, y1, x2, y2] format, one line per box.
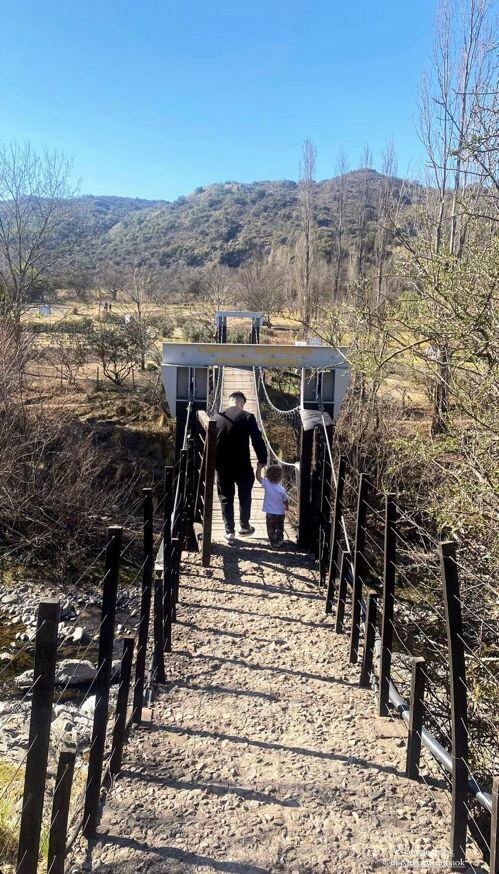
[78, 170, 421, 271]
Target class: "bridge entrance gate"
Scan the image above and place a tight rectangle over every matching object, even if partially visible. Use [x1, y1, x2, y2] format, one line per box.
[161, 330, 350, 566]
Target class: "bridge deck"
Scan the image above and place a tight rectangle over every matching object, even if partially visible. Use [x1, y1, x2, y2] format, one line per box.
[211, 366, 294, 545]
[68, 546, 477, 873]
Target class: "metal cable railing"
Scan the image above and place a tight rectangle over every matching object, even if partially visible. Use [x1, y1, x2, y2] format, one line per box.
[316, 425, 495, 834]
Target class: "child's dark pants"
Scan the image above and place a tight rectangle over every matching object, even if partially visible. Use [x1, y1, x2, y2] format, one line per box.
[266, 513, 285, 546]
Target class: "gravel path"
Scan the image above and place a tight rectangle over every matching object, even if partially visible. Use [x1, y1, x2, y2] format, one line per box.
[73, 543, 486, 874]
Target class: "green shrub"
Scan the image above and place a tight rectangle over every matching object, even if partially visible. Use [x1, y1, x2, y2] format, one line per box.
[181, 319, 213, 343]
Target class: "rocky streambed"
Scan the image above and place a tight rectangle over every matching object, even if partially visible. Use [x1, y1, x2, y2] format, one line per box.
[0, 577, 141, 768]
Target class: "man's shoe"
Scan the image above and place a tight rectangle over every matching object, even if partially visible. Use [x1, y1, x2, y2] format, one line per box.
[238, 524, 255, 536]
[225, 531, 235, 544]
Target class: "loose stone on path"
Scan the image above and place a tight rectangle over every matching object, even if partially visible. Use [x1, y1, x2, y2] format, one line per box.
[68, 545, 486, 874]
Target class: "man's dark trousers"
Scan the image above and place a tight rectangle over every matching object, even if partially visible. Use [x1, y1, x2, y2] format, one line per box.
[217, 465, 255, 533]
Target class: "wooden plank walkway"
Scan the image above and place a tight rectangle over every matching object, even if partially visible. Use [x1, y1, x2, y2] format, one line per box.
[211, 366, 294, 545]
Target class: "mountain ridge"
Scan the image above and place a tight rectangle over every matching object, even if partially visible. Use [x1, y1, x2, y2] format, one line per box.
[74, 170, 422, 272]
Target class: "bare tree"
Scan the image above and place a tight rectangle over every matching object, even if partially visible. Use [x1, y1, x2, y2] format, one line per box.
[354, 144, 373, 286]
[236, 259, 286, 323]
[333, 150, 349, 302]
[45, 330, 90, 387]
[120, 265, 167, 369]
[459, 46, 499, 215]
[415, 0, 496, 432]
[298, 138, 317, 330]
[447, 0, 492, 256]
[373, 140, 398, 307]
[87, 316, 142, 385]
[0, 141, 80, 326]
[199, 264, 237, 312]
[98, 265, 126, 302]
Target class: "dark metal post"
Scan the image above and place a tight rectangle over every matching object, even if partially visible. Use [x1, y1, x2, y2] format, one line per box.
[319, 436, 333, 586]
[349, 474, 372, 664]
[297, 426, 313, 549]
[47, 742, 76, 874]
[359, 591, 378, 687]
[406, 657, 426, 780]
[490, 776, 498, 874]
[325, 456, 346, 613]
[110, 637, 135, 777]
[152, 569, 166, 683]
[335, 550, 349, 634]
[379, 494, 397, 716]
[310, 427, 322, 558]
[440, 540, 469, 870]
[163, 466, 173, 652]
[173, 447, 188, 615]
[171, 536, 180, 624]
[179, 445, 189, 553]
[83, 525, 122, 838]
[201, 420, 217, 567]
[16, 599, 60, 874]
[185, 409, 198, 552]
[132, 489, 154, 724]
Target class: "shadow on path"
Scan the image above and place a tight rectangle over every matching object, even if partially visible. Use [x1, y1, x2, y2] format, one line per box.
[182, 600, 332, 631]
[174, 648, 358, 688]
[120, 769, 300, 807]
[176, 619, 276, 644]
[166, 678, 279, 702]
[93, 834, 267, 874]
[157, 723, 410, 780]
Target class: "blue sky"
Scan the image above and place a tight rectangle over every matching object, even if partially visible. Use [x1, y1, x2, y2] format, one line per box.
[1, 0, 437, 200]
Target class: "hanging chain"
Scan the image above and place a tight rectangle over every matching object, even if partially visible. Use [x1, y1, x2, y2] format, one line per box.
[207, 366, 223, 415]
[256, 368, 301, 419]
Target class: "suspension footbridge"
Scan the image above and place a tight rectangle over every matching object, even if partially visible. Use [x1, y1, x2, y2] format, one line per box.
[211, 365, 295, 545]
[10, 311, 497, 874]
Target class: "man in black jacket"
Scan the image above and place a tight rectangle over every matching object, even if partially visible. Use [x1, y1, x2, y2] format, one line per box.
[214, 391, 267, 543]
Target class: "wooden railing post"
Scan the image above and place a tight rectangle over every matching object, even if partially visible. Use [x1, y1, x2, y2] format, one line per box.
[440, 540, 469, 871]
[349, 473, 371, 664]
[201, 420, 217, 567]
[335, 550, 349, 634]
[163, 466, 173, 653]
[490, 777, 498, 874]
[16, 599, 60, 874]
[379, 494, 397, 716]
[185, 411, 198, 551]
[171, 447, 188, 618]
[152, 569, 166, 683]
[310, 427, 322, 558]
[297, 425, 313, 549]
[325, 456, 346, 614]
[83, 525, 122, 838]
[359, 591, 378, 687]
[406, 657, 426, 780]
[319, 436, 333, 587]
[132, 489, 154, 724]
[178, 444, 188, 550]
[110, 637, 135, 777]
[47, 741, 76, 874]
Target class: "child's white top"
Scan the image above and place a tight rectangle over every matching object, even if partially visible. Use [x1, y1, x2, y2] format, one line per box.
[261, 478, 288, 515]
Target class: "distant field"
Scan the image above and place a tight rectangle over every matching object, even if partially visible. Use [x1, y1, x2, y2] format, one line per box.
[22, 291, 431, 414]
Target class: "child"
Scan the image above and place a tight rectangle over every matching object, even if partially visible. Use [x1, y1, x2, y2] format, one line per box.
[256, 463, 288, 548]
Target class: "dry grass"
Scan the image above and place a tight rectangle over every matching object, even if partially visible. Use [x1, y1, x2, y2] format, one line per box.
[0, 760, 24, 868]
